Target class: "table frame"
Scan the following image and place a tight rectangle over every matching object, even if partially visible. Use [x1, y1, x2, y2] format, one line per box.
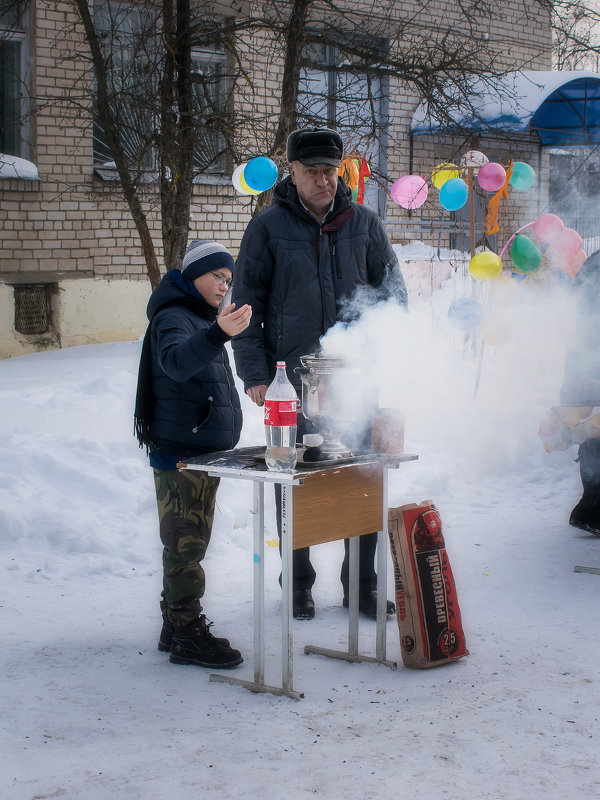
[179, 450, 417, 699]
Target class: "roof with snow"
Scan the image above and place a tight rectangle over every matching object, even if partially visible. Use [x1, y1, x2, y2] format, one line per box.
[0, 153, 40, 180]
[411, 70, 600, 146]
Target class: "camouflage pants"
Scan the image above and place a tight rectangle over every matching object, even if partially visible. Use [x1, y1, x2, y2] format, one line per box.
[153, 468, 220, 628]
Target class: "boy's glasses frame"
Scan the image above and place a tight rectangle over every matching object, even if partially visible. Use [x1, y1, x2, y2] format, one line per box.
[210, 271, 232, 289]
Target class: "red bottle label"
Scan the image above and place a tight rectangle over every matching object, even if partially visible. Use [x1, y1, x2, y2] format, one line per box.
[264, 399, 297, 426]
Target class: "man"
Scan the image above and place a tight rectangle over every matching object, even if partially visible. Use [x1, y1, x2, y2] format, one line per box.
[232, 127, 408, 619]
[560, 248, 600, 536]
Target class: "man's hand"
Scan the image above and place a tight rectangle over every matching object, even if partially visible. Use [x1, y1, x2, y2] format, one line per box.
[217, 303, 252, 337]
[246, 384, 268, 407]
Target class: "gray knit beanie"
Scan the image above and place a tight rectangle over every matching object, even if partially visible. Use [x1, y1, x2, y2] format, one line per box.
[181, 239, 235, 281]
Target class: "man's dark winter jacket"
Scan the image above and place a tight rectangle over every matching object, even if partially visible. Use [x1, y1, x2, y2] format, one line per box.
[147, 270, 242, 456]
[232, 176, 407, 392]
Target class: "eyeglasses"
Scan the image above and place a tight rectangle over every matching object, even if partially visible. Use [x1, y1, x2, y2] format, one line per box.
[210, 272, 232, 289]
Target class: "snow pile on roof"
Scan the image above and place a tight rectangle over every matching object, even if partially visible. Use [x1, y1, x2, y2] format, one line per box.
[0, 153, 40, 180]
[411, 70, 600, 134]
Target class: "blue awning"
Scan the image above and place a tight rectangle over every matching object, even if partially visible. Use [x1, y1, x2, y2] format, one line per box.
[411, 71, 600, 146]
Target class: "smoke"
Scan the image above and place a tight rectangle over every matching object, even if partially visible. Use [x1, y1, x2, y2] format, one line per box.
[317, 262, 577, 479]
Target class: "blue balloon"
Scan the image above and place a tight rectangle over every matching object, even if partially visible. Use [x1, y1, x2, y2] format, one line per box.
[447, 297, 484, 332]
[243, 156, 278, 192]
[439, 177, 469, 211]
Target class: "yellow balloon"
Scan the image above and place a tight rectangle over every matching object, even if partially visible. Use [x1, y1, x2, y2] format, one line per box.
[240, 171, 260, 196]
[432, 162, 462, 190]
[232, 163, 261, 195]
[469, 251, 503, 281]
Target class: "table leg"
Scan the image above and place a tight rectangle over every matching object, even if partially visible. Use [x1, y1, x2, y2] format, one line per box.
[304, 466, 397, 671]
[376, 468, 389, 661]
[253, 480, 265, 686]
[211, 477, 303, 700]
[348, 535, 359, 656]
[280, 481, 294, 693]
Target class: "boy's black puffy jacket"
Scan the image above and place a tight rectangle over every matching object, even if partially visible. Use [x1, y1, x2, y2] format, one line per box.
[147, 270, 242, 454]
[232, 176, 407, 393]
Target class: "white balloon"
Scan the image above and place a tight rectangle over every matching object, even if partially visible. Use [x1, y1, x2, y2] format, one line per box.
[460, 150, 489, 170]
[232, 163, 260, 195]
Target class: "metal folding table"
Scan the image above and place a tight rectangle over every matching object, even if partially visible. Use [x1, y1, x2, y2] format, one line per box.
[178, 447, 417, 699]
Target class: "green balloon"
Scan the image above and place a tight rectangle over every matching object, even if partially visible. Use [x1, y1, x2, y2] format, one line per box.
[510, 234, 542, 273]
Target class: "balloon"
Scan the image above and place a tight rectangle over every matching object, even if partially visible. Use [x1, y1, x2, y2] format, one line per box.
[447, 297, 485, 331]
[460, 150, 489, 169]
[532, 213, 564, 245]
[439, 177, 468, 211]
[243, 156, 278, 191]
[561, 248, 587, 277]
[552, 227, 583, 259]
[431, 162, 462, 190]
[469, 251, 503, 280]
[510, 234, 542, 273]
[477, 162, 507, 192]
[390, 175, 428, 209]
[489, 275, 520, 306]
[232, 163, 260, 195]
[480, 311, 514, 346]
[509, 161, 536, 191]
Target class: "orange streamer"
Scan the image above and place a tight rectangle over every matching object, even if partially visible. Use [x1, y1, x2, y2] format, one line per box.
[486, 161, 514, 235]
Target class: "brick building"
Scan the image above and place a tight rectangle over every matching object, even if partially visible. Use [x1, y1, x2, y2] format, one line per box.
[0, 1, 554, 358]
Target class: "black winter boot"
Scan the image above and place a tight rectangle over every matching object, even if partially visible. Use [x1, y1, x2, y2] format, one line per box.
[158, 617, 230, 652]
[569, 438, 600, 536]
[170, 615, 243, 668]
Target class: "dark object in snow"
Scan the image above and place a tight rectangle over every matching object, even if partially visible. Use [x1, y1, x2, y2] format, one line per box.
[158, 616, 230, 652]
[569, 438, 600, 536]
[342, 590, 395, 619]
[293, 588, 315, 619]
[169, 614, 243, 668]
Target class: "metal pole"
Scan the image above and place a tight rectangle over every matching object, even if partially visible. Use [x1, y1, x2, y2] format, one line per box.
[280, 481, 294, 692]
[348, 535, 359, 656]
[252, 481, 265, 687]
[376, 467, 389, 660]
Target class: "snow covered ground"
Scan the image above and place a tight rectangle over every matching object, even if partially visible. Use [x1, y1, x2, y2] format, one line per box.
[1, 268, 599, 800]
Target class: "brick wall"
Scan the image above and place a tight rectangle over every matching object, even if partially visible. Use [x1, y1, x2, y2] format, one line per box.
[0, 0, 553, 357]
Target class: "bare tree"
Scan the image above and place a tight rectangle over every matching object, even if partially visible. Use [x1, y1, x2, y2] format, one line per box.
[4, 0, 560, 285]
[71, 0, 248, 288]
[549, 0, 600, 69]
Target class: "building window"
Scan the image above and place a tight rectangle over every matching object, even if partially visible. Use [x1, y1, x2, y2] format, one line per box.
[93, 2, 227, 177]
[93, 1, 158, 170]
[0, 2, 29, 159]
[191, 46, 227, 175]
[298, 36, 389, 213]
[14, 284, 54, 336]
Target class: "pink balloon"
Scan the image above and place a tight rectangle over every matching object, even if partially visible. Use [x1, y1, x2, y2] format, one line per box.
[553, 227, 583, 260]
[561, 248, 587, 277]
[390, 175, 428, 209]
[532, 213, 564, 245]
[477, 162, 507, 192]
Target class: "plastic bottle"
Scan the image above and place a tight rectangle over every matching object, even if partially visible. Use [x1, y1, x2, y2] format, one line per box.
[264, 361, 298, 471]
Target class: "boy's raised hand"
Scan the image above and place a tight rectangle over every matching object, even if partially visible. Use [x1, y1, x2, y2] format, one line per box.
[217, 303, 252, 337]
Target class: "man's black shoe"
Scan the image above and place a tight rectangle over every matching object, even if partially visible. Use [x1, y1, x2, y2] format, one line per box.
[293, 588, 315, 620]
[569, 502, 600, 536]
[169, 614, 243, 668]
[158, 617, 230, 652]
[343, 591, 395, 620]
